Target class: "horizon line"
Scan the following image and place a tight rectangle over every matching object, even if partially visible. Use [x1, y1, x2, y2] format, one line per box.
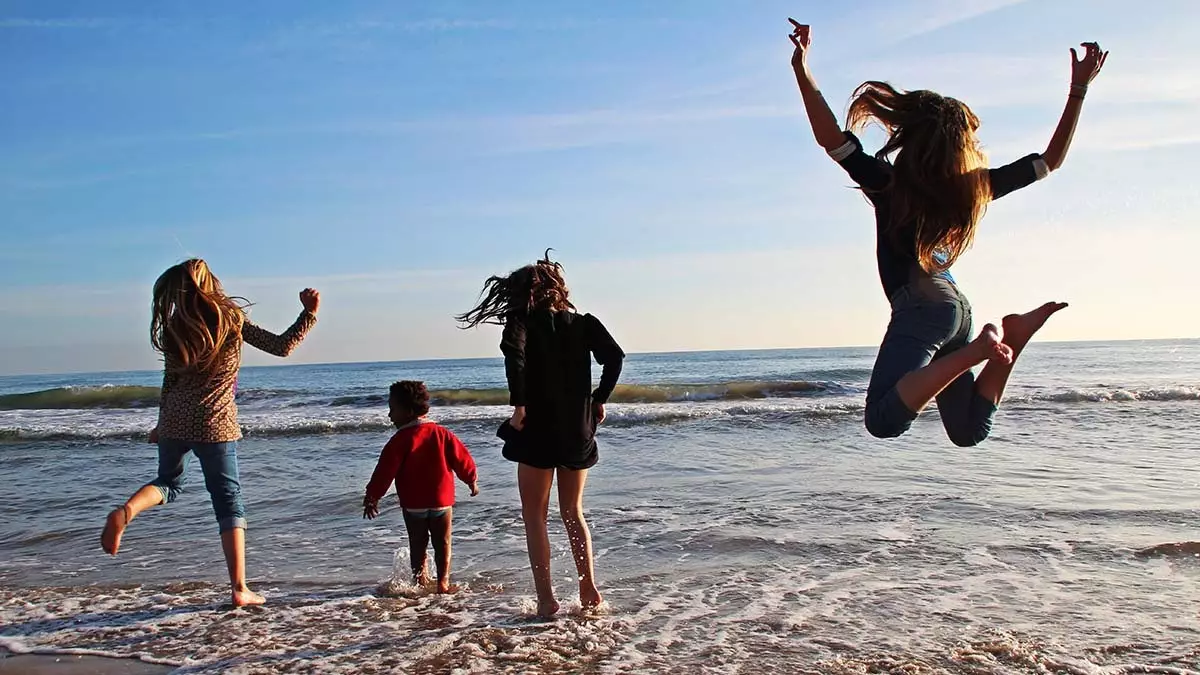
[1, 336, 1195, 379]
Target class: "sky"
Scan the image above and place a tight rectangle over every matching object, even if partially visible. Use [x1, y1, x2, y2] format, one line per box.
[1, 0, 1197, 375]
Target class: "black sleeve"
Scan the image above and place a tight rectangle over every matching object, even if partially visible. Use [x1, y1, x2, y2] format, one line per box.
[988, 153, 1046, 201]
[584, 313, 624, 404]
[500, 318, 527, 406]
[830, 131, 892, 194]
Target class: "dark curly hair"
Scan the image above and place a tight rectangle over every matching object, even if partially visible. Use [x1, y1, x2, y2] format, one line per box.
[389, 380, 430, 416]
[456, 249, 574, 328]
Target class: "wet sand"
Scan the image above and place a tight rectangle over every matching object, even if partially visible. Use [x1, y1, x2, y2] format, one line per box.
[0, 651, 173, 675]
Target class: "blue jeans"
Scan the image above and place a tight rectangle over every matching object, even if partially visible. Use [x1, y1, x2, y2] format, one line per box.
[864, 275, 998, 447]
[149, 440, 247, 533]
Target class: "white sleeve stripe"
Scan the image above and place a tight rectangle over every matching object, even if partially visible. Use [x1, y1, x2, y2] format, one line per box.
[1032, 157, 1049, 180]
[827, 139, 856, 162]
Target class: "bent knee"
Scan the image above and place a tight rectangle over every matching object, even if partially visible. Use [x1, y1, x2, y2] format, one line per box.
[149, 481, 182, 503]
[864, 390, 917, 440]
[946, 427, 990, 448]
[863, 410, 908, 439]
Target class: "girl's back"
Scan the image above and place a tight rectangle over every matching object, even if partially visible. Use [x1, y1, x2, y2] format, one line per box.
[502, 309, 623, 464]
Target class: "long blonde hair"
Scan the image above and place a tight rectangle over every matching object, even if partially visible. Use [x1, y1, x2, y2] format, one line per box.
[150, 259, 247, 373]
[846, 81, 991, 274]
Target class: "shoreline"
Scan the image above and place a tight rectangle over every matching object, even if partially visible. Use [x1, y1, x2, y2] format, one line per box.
[0, 650, 174, 675]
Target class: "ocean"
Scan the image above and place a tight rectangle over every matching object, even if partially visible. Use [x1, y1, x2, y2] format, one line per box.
[1, 340, 1198, 674]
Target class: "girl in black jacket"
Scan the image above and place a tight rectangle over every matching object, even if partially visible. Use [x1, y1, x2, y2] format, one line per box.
[459, 252, 624, 618]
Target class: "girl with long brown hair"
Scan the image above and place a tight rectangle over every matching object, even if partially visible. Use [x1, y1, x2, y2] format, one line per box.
[458, 251, 624, 618]
[788, 20, 1107, 446]
[100, 258, 320, 607]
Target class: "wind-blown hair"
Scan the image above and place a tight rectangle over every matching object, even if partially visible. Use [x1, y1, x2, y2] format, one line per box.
[150, 258, 248, 374]
[846, 81, 991, 273]
[456, 250, 574, 328]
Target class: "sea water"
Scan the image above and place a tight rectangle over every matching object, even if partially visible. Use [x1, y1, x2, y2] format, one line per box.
[1, 341, 1198, 673]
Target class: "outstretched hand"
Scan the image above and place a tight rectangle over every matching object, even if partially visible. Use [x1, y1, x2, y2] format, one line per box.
[300, 288, 321, 315]
[362, 496, 379, 520]
[788, 19, 811, 69]
[1070, 41, 1108, 86]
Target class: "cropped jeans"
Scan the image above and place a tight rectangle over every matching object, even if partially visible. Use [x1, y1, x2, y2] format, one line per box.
[864, 275, 998, 447]
[148, 439, 247, 532]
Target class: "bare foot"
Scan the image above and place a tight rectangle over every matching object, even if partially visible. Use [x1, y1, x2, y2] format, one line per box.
[1002, 302, 1068, 356]
[100, 506, 130, 555]
[971, 323, 1013, 365]
[437, 582, 460, 595]
[579, 582, 603, 611]
[536, 598, 560, 618]
[415, 572, 434, 587]
[232, 585, 266, 607]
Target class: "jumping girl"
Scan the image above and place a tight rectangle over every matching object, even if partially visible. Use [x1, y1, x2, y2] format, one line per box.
[788, 19, 1107, 446]
[100, 258, 319, 607]
[457, 252, 624, 617]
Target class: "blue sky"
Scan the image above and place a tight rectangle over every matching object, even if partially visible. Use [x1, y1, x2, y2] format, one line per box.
[2, 0, 1197, 374]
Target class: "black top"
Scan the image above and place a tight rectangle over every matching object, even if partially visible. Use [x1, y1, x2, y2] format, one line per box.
[499, 310, 625, 468]
[832, 131, 1045, 299]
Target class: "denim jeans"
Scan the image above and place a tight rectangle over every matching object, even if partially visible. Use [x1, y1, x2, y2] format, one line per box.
[149, 439, 247, 532]
[864, 275, 998, 447]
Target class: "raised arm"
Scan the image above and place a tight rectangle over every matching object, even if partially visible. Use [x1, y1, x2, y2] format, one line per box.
[789, 20, 846, 153]
[241, 288, 319, 357]
[1042, 41, 1108, 172]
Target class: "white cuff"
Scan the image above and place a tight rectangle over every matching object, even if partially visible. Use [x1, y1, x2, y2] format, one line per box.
[828, 139, 856, 162]
[1032, 156, 1049, 180]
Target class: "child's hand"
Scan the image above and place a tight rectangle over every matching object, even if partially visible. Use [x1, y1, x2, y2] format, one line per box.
[362, 496, 379, 520]
[593, 403, 606, 425]
[300, 288, 321, 315]
[148, 427, 159, 444]
[470, 482, 480, 497]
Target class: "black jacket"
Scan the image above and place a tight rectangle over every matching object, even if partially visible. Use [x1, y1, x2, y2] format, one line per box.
[498, 310, 624, 469]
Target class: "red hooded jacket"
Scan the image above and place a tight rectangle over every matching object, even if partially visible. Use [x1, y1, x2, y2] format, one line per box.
[365, 420, 477, 510]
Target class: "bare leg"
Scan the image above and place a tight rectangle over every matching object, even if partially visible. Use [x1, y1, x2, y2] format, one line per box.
[895, 323, 1012, 414]
[100, 484, 164, 555]
[518, 463, 559, 617]
[222, 527, 265, 607]
[402, 511, 433, 586]
[428, 510, 456, 593]
[975, 302, 1068, 404]
[556, 468, 601, 610]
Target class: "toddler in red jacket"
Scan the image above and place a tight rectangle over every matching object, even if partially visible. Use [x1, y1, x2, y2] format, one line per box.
[363, 381, 479, 593]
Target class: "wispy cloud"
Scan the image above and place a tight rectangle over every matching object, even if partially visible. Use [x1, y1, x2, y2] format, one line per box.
[0, 17, 174, 30]
[809, 0, 1031, 59]
[0, 17, 123, 29]
[854, 52, 1200, 110]
[246, 16, 666, 55]
[889, 0, 1031, 44]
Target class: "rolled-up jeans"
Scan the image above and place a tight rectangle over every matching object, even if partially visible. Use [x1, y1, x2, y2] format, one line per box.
[149, 439, 247, 532]
[863, 275, 998, 447]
